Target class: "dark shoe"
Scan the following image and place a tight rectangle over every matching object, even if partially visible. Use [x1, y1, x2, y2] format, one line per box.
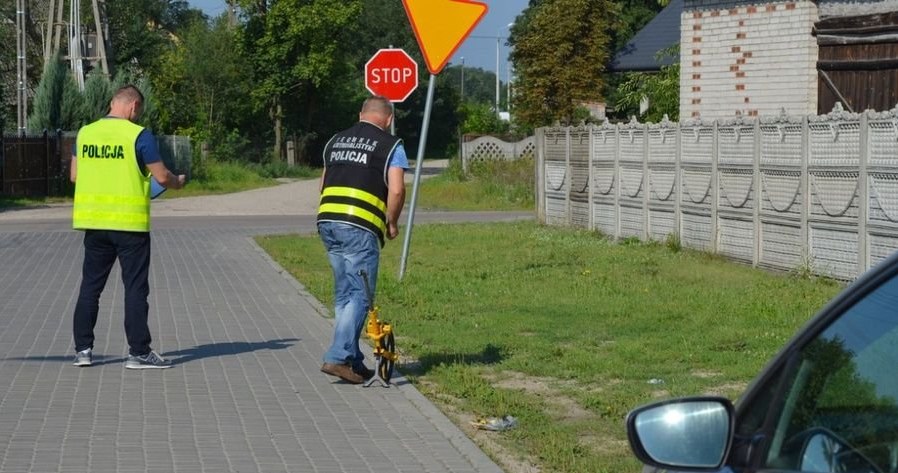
[353, 364, 375, 380]
[321, 362, 363, 384]
[125, 351, 172, 369]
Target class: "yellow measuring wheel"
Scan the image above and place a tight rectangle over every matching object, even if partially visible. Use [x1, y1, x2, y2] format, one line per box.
[359, 270, 397, 387]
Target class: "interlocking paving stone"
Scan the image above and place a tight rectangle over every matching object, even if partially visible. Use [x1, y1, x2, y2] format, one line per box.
[0, 222, 507, 473]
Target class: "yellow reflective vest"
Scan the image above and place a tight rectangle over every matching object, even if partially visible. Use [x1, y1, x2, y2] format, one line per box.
[73, 118, 151, 232]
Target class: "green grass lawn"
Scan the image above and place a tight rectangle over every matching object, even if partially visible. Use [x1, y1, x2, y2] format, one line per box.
[257, 221, 842, 473]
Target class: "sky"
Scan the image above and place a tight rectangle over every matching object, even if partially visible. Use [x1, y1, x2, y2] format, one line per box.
[185, 0, 529, 80]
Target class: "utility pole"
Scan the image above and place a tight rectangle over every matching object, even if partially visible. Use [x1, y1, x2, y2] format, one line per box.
[227, 0, 237, 27]
[16, 0, 28, 134]
[45, 0, 110, 85]
[91, 0, 110, 76]
[460, 56, 465, 102]
[70, 0, 85, 90]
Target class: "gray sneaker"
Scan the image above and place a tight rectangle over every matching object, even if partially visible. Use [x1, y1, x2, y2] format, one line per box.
[125, 351, 172, 369]
[73, 349, 92, 367]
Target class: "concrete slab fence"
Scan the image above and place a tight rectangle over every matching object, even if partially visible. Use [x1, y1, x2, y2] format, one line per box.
[535, 104, 898, 280]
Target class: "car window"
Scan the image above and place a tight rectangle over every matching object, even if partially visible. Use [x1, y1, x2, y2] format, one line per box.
[759, 273, 898, 473]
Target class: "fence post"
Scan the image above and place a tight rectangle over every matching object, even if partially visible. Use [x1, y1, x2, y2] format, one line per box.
[858, 112, 869, 275]
[462, 135, 469, 175]
[588, 125, 595, 231]
[286, 140, 295, 167]
[801, 115, 810, 266]
[536, 128, 546, 223]
[566, 127, 572, 227]
[711, 120, 719, 254]
[753, 118, 761, 267]
[675, 120, 682, 243]
[614, 122, 621, 240]
[44, 129, 50, 196]
[643, 122, 650, 240]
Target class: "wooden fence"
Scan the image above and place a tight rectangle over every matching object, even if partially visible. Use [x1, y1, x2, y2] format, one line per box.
[1, 132, 192, 198]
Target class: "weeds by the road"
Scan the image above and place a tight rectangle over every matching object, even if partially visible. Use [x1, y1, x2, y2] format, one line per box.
[414, 158, 534, 211]
[257, 221, 841, 473]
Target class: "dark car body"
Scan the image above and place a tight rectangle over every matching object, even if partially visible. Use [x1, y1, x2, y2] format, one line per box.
[627, 251, 898, 473]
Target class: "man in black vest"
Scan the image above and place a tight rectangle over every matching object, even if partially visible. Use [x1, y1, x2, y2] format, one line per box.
[318, 96, 408, 384]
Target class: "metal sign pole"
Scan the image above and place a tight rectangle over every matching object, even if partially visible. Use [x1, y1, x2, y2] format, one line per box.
[398, 74, 436, 280]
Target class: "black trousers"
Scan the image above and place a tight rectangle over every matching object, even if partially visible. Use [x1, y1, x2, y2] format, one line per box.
[73, 230, 152, 356]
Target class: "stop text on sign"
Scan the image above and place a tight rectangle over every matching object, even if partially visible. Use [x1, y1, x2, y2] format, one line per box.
[369, 67, 415, 85]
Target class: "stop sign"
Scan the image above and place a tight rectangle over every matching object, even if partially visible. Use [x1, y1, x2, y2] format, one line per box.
[365, 49, 419, 103]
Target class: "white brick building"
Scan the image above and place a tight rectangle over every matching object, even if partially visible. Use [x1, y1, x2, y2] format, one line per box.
[680, 0, 898, 119]
[680, 0, 820, 119]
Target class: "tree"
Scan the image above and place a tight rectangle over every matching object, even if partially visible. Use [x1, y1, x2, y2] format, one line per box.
[509, 0, 616, 128]
[237, 0, 363, 161]
[441, 64, 501, 106]
[82, 70, 113, 123]
[59, 72, 86, 130]
[105, 0, 203, 77]
[612, 46, 680, 122]
[153, 16, 262, 159]
[28, 54, 87, 132]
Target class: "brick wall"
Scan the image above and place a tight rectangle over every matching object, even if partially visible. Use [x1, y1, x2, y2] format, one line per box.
[680, 0, 819, 119]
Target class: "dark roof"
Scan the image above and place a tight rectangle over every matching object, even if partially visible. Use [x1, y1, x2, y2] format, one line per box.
[609, 0, 682, 72]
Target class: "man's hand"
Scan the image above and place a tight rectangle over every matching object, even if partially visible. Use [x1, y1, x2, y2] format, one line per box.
[176, 174, 187, 189]
[387, 221, 399, 240]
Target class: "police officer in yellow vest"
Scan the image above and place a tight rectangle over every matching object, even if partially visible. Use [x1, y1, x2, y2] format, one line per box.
[318, 96, 408, 384]
[70, 85, 186, 369]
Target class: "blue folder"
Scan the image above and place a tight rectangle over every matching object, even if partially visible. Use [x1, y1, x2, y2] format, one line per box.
[150, 176, 166, 200]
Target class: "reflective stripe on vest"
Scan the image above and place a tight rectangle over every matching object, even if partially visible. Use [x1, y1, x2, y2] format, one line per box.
[318, 186, 387, 241]
[73, 119, 151, 232]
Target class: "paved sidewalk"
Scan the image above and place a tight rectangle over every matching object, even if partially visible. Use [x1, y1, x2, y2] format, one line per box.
[0, 164, 526, 473]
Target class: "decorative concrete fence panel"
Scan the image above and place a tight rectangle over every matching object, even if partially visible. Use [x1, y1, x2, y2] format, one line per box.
[543, 128, 568, 226]
[535, 105, 898, 281]
[461, 135, 536, 173]
[570, 127, 591, 228]
[717, 118, 757, 264]
[759, 114, 805, 271]
[618, 119, 647, 239]
[679, 122, 715, 252]
[868, 111, 898, 269]
[647, 121, 678, 242]
[591, 124, 619, 237]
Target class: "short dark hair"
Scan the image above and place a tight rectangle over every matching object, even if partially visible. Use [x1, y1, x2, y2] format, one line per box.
[113, 85, 144, 105]
[361, 96, 392, 117]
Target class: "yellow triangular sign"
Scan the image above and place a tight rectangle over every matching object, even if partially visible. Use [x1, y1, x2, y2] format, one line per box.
[402, 0, 488, 75]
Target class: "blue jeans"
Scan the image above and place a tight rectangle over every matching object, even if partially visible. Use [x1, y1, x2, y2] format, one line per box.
[318, 222, 380, 369]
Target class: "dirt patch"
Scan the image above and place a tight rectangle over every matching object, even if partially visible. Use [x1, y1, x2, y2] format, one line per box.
[579, 434, 631, 457]
[487, 371, 595, 423]
[703, 381, 747, 397]
[691, 369, 723, 378]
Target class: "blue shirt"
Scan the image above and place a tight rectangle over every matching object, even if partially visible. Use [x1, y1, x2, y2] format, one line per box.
[390, 144, 409, 169]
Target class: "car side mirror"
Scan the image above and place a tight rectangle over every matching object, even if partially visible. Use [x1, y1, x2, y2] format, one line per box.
[799, 428, 881, 473]
[627, 397, 734, 471]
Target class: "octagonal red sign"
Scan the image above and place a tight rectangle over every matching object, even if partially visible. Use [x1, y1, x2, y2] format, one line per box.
[365, 49, 419, 103]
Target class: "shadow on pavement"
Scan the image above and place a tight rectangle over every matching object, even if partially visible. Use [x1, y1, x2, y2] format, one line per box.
[163, 338, 300, 365]
[6, 354, 126, 366]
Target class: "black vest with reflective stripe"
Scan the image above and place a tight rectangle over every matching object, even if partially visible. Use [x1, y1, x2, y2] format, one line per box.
[317, 121, 401, 247]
